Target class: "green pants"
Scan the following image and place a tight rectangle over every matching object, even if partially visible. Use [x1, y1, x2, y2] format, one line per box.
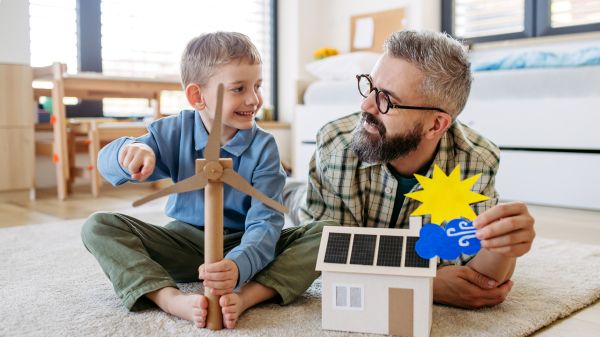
[81, 211, 336, 311]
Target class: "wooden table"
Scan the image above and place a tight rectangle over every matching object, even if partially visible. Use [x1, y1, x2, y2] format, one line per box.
[33, 62, 183, 200]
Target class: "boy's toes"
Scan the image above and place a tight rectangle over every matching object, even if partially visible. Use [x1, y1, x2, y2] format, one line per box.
[224, 315, 237, 329]
[197, 294, 208, 309]
[220, 294, 234, 307]
[192, 312, 206, 328]
[192, 307, 207, 318]
[222, 305, 235, 315]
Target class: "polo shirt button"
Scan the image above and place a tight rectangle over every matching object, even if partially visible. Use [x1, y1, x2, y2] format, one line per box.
[385, 187, 392, 194]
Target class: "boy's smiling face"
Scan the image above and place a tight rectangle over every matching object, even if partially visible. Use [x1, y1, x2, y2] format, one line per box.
[186, 58, 263, 145]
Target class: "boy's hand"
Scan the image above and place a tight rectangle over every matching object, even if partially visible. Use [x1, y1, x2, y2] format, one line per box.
[199, 259, 239, 296]
[118, 143, 155, 182]
[473, 202, 535, 258]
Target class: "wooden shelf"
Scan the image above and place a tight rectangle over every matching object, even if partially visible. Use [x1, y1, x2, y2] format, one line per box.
[256, 121, 290, 129]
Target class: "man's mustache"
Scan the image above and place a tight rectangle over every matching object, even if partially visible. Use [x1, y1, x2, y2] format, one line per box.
[361, 111, 386, 137]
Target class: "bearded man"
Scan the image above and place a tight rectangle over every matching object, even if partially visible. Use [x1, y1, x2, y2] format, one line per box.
[293, 29, 535, 309]
[224, 30, 535, 311]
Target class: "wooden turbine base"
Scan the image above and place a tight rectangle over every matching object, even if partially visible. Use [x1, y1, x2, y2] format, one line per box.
[197, 158, 232, 330]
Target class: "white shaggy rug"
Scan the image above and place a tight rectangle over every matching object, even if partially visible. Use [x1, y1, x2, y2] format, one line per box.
[1, 216, 600, 337]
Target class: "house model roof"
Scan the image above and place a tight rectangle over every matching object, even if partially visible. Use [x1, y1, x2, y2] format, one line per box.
[316, 217, 437, 278]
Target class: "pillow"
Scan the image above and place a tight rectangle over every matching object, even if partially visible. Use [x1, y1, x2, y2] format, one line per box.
[305, 51, 382, 81]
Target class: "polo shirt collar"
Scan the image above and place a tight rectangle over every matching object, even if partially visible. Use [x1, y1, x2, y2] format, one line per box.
[193, 110, 257, 157]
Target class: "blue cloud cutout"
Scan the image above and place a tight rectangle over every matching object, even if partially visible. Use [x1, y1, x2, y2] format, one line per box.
[415, 218, 481, 260]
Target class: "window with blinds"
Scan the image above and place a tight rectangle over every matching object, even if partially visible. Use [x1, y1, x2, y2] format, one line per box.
[454, 0, 526, 39]
[444, 0, 600, 42]
[100, 0, 273, 116]
[551, 0, 600, 28]
[29, 0, 78, 74]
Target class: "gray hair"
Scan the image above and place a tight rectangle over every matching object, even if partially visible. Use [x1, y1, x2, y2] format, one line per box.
[180, 31, 262, 89]
[383, 30, 472, 119]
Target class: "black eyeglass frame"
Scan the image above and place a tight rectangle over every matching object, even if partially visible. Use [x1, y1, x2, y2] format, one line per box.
[356, 74, 446, 114]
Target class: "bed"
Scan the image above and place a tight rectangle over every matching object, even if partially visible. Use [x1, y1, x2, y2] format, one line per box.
[460, 65, 600, 210]
[293, 63, 600, 210]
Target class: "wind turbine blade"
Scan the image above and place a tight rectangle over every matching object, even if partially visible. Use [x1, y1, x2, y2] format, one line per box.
[132, 172, 208, 207]
[220, 169, 289, 214]
[204, 83, 224, 162]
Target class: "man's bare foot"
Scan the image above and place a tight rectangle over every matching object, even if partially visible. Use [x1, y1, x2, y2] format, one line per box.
[145, 287, 208, 328]
[219, 281, 278, 329]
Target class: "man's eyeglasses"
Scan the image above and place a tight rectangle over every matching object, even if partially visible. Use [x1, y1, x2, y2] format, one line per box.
[356, 74, 446, 114]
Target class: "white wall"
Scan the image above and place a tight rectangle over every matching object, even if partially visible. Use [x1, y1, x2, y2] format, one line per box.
[277, 0, 441, 172]
[319, 0, 440, 54]
[0, 0, 30, 65]
[277, 0, 441, 123]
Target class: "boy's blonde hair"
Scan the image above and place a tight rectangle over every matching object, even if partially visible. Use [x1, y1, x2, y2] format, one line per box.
[180, 31, 262, 89]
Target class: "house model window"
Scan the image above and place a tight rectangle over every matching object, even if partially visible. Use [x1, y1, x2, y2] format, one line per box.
[333, 284, 364, 310]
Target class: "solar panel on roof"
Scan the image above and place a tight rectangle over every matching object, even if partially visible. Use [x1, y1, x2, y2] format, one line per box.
[405, 236, 430, 268]
[349, 234, 377, 265]
[324, 233, 351, 264]
[376, 235, 403, 267]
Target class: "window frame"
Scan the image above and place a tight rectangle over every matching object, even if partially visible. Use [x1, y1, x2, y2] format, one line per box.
[442, 0, 600, 43]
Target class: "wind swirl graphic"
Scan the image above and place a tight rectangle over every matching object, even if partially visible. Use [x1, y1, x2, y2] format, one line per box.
[446, 220, 478, 248]
[415, 219, 482, 260]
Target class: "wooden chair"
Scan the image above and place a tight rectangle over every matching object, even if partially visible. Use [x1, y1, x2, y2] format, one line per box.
[69, 120, 149, 196]
[33, 62, 179, 200]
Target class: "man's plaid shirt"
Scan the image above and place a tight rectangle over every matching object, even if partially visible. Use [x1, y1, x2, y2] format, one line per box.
[299, 112, 501, 266]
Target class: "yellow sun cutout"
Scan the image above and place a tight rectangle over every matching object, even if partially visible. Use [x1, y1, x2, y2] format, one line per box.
[405, 164, 489, 224]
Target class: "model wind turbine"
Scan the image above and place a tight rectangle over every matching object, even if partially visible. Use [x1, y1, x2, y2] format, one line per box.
[132, 83, 289, 330]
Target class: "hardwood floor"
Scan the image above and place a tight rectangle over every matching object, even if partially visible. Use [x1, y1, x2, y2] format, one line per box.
[1, 184, 598, 336]
[0, 183, 171, 228]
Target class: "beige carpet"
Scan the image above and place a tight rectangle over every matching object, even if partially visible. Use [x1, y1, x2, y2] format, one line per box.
[1, 215, 600, 337]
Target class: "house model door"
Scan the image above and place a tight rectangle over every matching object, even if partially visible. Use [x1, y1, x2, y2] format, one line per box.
[389, 288, 413, 336]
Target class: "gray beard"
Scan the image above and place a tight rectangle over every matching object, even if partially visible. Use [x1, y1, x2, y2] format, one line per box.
[351, 111, 423, 164]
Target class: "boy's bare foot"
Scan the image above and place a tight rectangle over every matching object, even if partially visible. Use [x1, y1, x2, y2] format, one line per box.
[219, 281, 278, 329]
[220, 292, 247, 329]
[145, 287, 208, 328]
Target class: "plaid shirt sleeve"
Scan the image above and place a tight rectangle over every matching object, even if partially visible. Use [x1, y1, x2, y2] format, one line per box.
[299, 115, 360, 226]
[300, 149, 334, 223]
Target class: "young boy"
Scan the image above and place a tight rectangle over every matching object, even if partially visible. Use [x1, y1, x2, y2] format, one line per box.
[81, 32, 300, 329]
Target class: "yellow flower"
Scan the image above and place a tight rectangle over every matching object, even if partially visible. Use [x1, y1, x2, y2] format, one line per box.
[314, 47, 339, 60]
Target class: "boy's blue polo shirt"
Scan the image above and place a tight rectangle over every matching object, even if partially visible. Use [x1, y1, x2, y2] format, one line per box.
[98, 109, 287, 287]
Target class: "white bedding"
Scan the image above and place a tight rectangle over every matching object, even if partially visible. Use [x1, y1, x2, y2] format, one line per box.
[470, 65, 600, 100]
[303, 80, 362, 106]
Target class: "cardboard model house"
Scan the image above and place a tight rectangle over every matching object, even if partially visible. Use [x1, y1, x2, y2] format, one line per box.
[316, 217, 436, 337]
